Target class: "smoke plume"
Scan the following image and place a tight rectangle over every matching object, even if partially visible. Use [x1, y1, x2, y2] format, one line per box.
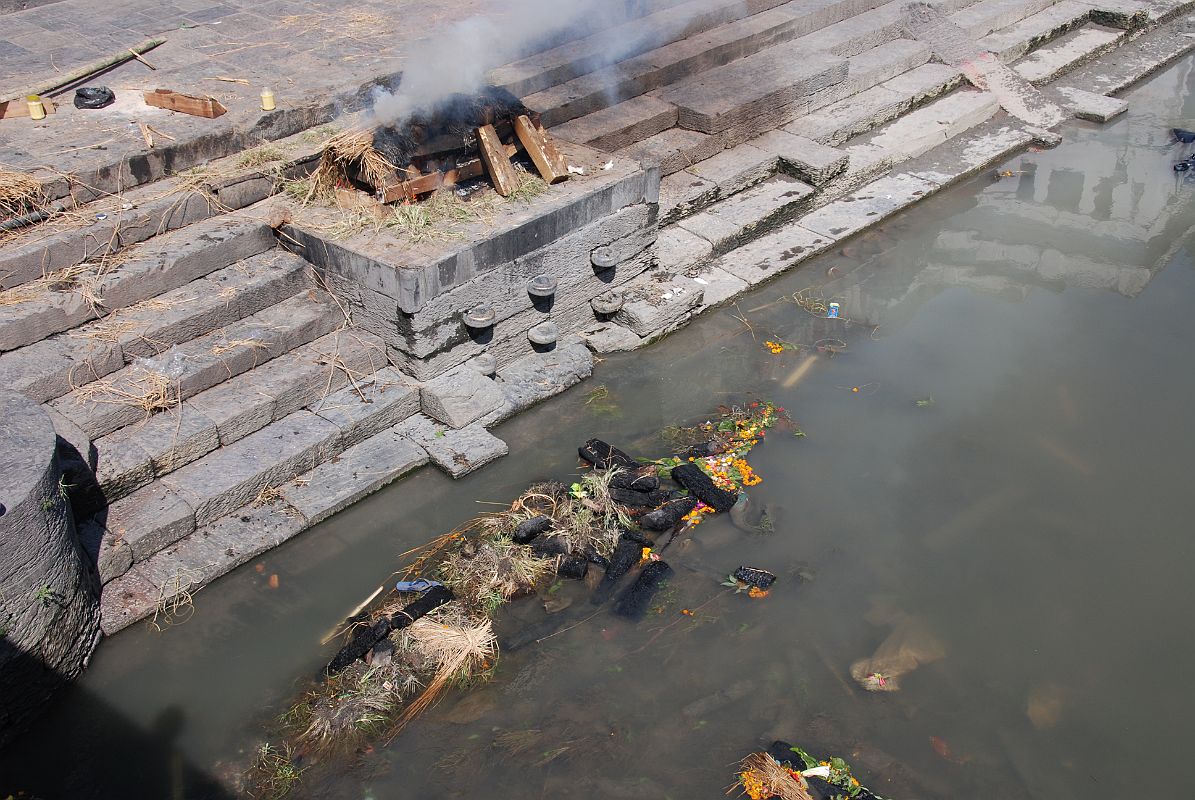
[368, 0, 660, 126]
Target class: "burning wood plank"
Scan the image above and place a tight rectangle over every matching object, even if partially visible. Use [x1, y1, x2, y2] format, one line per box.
[143, 89, 226, 118]
[476, 124, 518, 197]
[514, 115, 568, 184]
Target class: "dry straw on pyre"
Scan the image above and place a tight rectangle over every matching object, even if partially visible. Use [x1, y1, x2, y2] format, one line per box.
[0, 170, 46, 219]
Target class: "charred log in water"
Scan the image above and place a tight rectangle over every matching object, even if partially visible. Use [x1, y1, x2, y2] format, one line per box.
[326, 585, 455, 674]
[670, 463, 739, 512]
[609, 487, 672, 508]
[557, 555, 589, 580]
[512, 515, 553, 544]
[531, 535, 570, 558]
[640, 497, 698, 531]
[613, 560, 673, 620]
[608, 473, 660, 492]
[371, 86, 532, 171]
[578, 438, 638, 470]
[591, 532, 647, 605]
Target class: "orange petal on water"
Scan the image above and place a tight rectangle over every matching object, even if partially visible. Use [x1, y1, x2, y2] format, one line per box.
[267, 574, 280, 589]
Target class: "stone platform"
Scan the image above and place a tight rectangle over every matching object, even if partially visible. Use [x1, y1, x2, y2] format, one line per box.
[1, 0, 1194, 638]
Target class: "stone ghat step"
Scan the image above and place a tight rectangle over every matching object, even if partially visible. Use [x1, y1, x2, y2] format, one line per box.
[0, 134, 322, 293]
[47, 290, 345, 441]
[493, 0, 795, 98]
[621, 37, 933, 176]
[978, 0, 1105, 62]
[90, 364, 423, 587]
[528, 0, 893, 129]
[90, 328, 392, 505]
[94, 341, 599, 634]
[0, 251, 311, 406]
[0, 211, 277, 353]
[1012, 23, 1125, 83]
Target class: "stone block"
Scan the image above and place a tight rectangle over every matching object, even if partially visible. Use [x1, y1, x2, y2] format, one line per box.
[0, 336, 122, 405]
[105, 482, 197, 562]
[310, 367, 420, 448]
[484, 343, 595, 426]
[281, 430, 428, 525]
[92, 431, 155, 501]
[657, 226, 715, 273]
[161, 410, 341, 526]
[579, 322, 643, 353]
[691, 266, 749, 309]
[551, 96, 679, 151]
[0, 287, 97, 353]
[77, 517, 133, 585]
[395, 414, 508, 478]
[99, 568, 160, 636]
[750, 130, 849, 186]
[1050, 85, 1129, 122]
[613, 272, 705, 338]
[659, 172, 719, 225]
[799, 172, 941, 241]
[420, 366, 505, 430]
[620, 128, 727, 176]
[977, 0, 1094, 62]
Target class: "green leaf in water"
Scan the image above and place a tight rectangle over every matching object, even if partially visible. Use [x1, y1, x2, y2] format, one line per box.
[915, 396, 935, 408]
[547, 580, 563, 595]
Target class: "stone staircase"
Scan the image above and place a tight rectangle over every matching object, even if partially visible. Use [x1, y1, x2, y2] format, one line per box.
[1, 0, 1192, 636]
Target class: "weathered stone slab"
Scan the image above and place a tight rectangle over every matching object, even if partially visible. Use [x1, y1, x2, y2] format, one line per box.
[1014, 25, 1123, 84]
[105, 482, 197, 563]
[310, 367, 420, 447]
[1062, 12, 1195, 95]
[717, 224, 836, 286]
[579, 322, 644, 353]
[124, 402, 222, 477]
[659, 172, 720, 225]
[99, 568, 161, 636]
[799, 172, 941, 240]
[420, 366, 505, 430]
[113, 251, 309, 361]
[866, 89, 1002, 162]
[613, 272, 705, 337]
[977, 0, 1096, 62]
[750, 130, 849, 185]
[0, 336, 123, 405]
[620, 128, 727, 176]
[396, 414, 509, 478]
[161, 410, 341, 526]
[657, 43, 848, 136]
[691, 266, 749, 309]
[904, 121, 1036, 186]
[483, 343, 595, 426]
[1050, 85, 1130, 121]
[281, 430, 427, 525]
[657, 226, 715, 273]
[684, 143, 777, 196]
[77, 518, 133, 585]
[551, 96, 679, 151]
[92, 431, 155, 501]
[677, 175, 817, 254]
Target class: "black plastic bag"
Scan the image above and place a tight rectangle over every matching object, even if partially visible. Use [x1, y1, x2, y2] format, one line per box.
[74, 87, 115, 110]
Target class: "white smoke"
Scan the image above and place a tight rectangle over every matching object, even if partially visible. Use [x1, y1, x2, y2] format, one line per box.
[368, 0, 658, 126]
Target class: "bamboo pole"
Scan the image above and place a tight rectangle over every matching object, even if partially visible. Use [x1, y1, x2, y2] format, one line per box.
[2, 37, 167, 103]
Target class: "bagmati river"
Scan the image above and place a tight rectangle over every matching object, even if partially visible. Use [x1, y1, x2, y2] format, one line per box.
[5, 55, 1195, 800]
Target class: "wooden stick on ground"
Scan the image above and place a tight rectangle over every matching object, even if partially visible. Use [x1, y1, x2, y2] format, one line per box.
[476, 124, 518, 197]
[128, 48, 157, 70]
[514, 115, 568, 184]
[1, 37, 166, 103]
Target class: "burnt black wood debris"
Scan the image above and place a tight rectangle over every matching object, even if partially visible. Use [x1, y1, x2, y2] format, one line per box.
[327, 585, 455, 674]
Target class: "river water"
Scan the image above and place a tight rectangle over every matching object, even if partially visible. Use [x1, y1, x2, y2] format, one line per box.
[5, 57, 1195, 800]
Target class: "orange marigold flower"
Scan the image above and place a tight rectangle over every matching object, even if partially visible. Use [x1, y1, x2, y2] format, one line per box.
[748, 586, 770, 599]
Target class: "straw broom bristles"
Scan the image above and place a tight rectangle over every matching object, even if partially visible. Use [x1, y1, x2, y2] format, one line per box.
[731, 753, 813, 800]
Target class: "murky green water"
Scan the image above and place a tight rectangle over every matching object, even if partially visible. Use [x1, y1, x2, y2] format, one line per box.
[6, 58, 1195, 800]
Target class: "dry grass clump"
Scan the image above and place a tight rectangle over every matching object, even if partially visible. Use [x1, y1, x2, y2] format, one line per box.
[731, 753, 813, 800]
[238, 145, 288, 169]
[74, 368, 178, 416]
[438, 534, 552, 614]
[0, 170, 46, 219]
[309, 128, 396, 202]
[245, 742, 307, 800]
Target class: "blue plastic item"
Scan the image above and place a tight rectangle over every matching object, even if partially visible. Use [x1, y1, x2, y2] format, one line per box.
[395, 578, 443, 593]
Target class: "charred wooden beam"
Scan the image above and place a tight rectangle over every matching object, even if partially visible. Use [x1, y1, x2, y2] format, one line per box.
[514, 114, 568, 184]
[477, 123, 518, 197]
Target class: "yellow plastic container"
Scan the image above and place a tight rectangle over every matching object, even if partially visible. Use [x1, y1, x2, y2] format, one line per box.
[260, 88, 275, 111]
[26, 95, 45, 120]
